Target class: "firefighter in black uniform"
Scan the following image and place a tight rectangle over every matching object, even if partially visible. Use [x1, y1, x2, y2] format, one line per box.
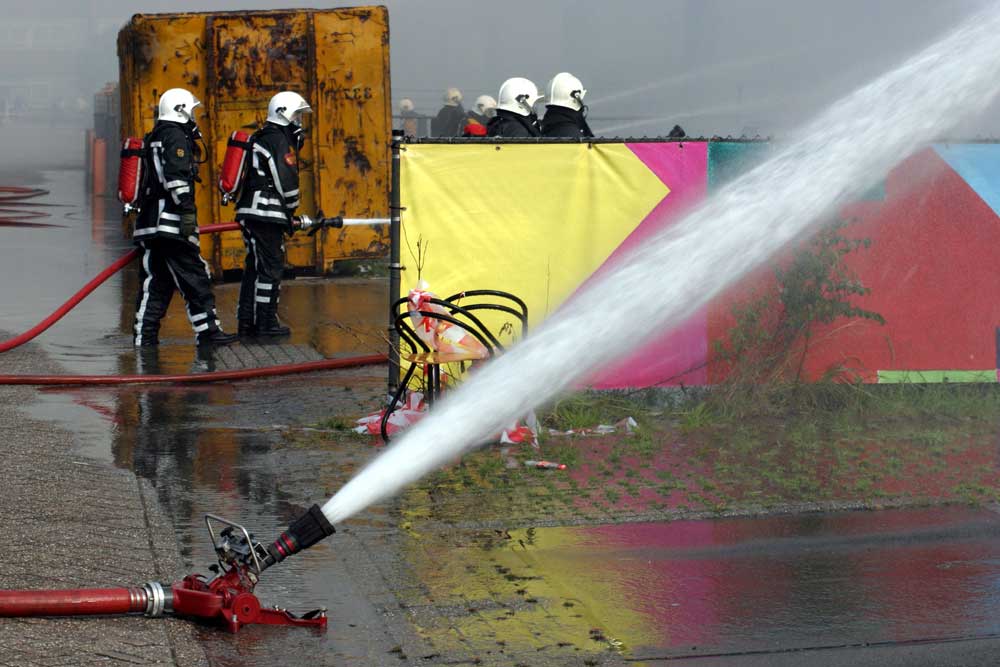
[430, 88, 466, 137]
[540, 72, 595, 139]
[132, 88, 236, 347]
[234, 91, 312, 337]
[487, 78, 543, 138]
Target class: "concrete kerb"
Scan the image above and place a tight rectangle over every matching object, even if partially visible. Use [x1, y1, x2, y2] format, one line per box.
[0, 333, 209, 667]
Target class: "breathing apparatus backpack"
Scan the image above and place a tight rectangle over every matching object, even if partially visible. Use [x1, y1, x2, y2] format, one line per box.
[218, 130, 253, 205]
[117, 136, 147, 213]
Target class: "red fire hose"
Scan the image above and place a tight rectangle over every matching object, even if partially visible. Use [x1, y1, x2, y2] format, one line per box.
[0, 220, 389, 386]
[0, 186, 53, 226]
[0, 510, 336, 632]
[0, 587, 148, 616]
[0, 249, 140, 353]
[0, 222, 240, 354]
[0, 354, 387, 386]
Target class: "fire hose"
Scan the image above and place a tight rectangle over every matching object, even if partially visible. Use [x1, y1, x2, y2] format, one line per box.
[0, 355, 387, 385]
[0, 216, 382, 628]
[0, 216, 390, 375]
[0, 507, 337, 632]
[0, 186, 56, 227]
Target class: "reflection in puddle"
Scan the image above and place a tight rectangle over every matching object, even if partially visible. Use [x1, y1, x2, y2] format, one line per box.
[405, 508, 1000, 661]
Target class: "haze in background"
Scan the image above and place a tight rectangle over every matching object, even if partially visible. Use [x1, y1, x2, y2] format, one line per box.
[0, 0, 996, 139]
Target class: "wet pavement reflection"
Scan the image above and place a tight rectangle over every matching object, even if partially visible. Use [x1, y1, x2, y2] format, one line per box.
[8, 170, 1000, 665]
[402, 508, 1000, 663]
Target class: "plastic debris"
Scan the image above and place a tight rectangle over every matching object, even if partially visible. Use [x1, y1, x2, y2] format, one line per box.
[524, 460, 566, 470]
[547, 416, 638, 438]
[354, 391, 426, 436]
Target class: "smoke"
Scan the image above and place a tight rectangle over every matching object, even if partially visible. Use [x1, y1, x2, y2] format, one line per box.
[1, 0, 996, 138]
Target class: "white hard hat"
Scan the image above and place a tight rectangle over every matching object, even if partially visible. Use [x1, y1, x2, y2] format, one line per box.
[547, 72, 586, 111]
[399, 98, 415, 113]
[443, 87, 463, 106]
[158, 88, 200, 123]
[497, 78, 543, 117]
[267, 91, 312, 126]
[475, 95, 497, 118]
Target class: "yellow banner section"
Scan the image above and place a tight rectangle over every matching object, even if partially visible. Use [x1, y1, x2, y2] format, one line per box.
[400, 144, 667, 338]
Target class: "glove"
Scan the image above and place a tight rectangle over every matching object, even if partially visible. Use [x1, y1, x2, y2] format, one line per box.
[179, 212, 198, 237]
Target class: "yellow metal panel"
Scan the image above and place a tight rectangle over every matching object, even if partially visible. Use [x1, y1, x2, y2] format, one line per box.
[205, 11, 314, 273]
[313, 7, 392, 272]
[118, 13, 211, 256]
[117, 8, 391, 278]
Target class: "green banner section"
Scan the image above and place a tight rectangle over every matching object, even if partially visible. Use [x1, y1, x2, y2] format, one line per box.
[876, 370, 998, 384]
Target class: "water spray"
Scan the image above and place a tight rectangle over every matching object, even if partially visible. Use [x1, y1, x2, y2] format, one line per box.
[0, 506, 335, 632]
[318, 2, 1000, 527]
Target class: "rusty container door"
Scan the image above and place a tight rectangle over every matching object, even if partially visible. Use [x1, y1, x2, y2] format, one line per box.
[205, 11, 316, 273]
[312, 7, 392, 272]
[117, 13, 214, 257]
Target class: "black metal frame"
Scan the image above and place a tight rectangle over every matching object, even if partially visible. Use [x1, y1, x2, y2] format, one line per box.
[388, 129, 403, 393]
[444, 289, 528, 340]
[380, 290, 527, 442]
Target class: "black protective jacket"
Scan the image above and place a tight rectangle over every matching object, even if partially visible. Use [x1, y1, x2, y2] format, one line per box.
[486, 110, 541, 138]
[431, 104, 467, 136]
[235, 122, 301, 228]
[134, 121, 199, 246]
[540, 105, 594, 139]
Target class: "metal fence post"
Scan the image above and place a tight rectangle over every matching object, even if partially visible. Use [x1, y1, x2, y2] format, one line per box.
[388, 129, 404, 395]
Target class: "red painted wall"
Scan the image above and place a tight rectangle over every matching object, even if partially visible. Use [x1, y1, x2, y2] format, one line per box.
[708, 147, 1000, 382]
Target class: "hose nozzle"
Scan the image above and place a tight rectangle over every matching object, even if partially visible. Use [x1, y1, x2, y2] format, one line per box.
[263, 504, 336, 570]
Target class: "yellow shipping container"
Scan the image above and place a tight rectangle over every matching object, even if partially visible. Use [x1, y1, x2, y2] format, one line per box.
[117, 6, 391, 276]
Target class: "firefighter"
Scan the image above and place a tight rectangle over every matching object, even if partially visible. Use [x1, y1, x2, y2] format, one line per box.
[462, 94, 496, 137]
[487, 78, 543, 138]
[399, 98, 419, 138]
[540, 72, 594, 139]
[234, 91, 312, 337]
[132, 88, 236, 348]
[430, 87, 466, 137]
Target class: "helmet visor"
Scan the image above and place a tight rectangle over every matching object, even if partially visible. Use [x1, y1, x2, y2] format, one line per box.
[290, 103, 312, 126]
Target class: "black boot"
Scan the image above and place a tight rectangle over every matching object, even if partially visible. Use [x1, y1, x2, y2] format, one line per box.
[238, 321, 257, 337]
[256, 321, 291, 337]
[197, 329, 238, 346]
[256, 305, 291, 337]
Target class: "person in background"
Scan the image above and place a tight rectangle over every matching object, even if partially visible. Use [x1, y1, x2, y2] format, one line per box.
[487, 78, 543, 138]
[234, 91, 312, 338]
[399, 98, 418, 138]
[462, 94, 497, 136]
[132, 88, 236, 348]
[430, 87, 466, 136]
[540, 72, 594, 138]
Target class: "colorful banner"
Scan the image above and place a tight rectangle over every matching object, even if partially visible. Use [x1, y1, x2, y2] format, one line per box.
[400, 142, 706, 388]
[400, 141, 1000, 387]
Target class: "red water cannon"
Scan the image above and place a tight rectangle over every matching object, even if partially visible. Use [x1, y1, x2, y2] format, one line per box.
[0, 505, 336, 633]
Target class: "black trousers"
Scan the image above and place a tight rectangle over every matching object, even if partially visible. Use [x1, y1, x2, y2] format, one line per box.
[237, 219, 286, 328]
[133, 238, 222, 345]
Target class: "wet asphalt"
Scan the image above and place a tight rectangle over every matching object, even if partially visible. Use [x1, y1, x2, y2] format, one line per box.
[4, 168, 1000, 665]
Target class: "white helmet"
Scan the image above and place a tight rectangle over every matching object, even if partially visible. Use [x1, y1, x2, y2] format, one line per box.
[267, 91, 312, 126]
[475, 95, 497, 118]
[158, 88, 200, 123]
[497, 78, 543, 117]
[399, 98, 415, 113]
[547, 72, 586, 111]
[443, 87, 463, 106]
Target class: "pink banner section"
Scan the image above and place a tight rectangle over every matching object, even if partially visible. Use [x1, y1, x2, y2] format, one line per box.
[587, 142, 709, 388]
